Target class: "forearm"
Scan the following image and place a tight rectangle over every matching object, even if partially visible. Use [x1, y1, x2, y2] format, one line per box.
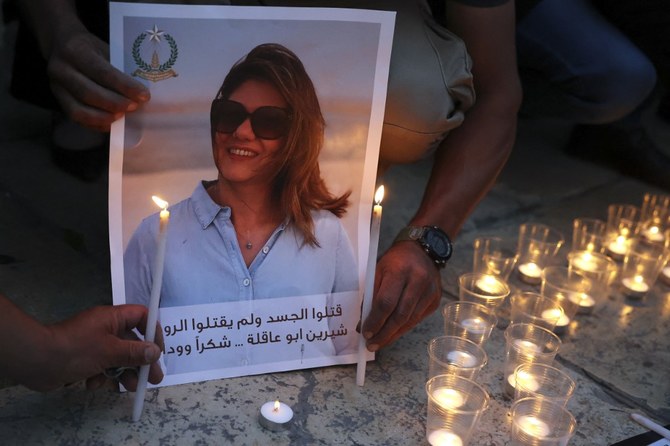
[0, 294, 53, 386]
[16, 0, 84, 59]
[411, 0, 521, 237]
[410, 96, 519, 237]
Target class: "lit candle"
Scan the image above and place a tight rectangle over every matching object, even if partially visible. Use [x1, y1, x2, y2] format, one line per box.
[541, 308, 570, 332]
[621, 275, 650, 297]
[427, 429, 463, 446]
[446, 350, 478, 368]
[569, 292, 596, 315]
[432, 388, 465, 409]
[607, 235, 629, 260]
[357, 185, 384, 386]
[505, 369, 541, 397]
[518, 262, 542, 285]
[571, 251, 598, 273]
[513, 339, 541, 353]
[133, 196, 170, 422]
[259, 399, 294, 431]
[474, 274, 507, 295]
[642, 225, 665, 244]
[460, 317, 488, 335]
[516, 415, 551, 437]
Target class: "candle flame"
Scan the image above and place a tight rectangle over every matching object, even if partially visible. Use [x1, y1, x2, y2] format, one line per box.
[152, 195, 168, 210]
[273, 400, 280, 411]
[374, 185, 385, 205]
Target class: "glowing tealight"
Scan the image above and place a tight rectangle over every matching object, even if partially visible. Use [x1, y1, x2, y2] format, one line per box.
[427, 430, 463, 446]
[516, 415, 551, 437]
[621, 275, 650, 297]
[518, 262, 542, 284]
[446, 350, 478, 368]
[432, 388, 465, 410]
[460, 317, 488, 335]
[474, 274, 507, 295]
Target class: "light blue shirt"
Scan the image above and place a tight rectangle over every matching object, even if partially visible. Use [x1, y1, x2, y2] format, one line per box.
[124, 181, 359, 307]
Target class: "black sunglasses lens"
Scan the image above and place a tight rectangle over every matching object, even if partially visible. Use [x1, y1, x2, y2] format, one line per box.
[251, 107, 291, 140]
[211, 100, 247, 134]
[211, 100, 291, 139]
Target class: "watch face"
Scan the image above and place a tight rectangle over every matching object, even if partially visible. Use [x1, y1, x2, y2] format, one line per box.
[424, 227, 452, 259]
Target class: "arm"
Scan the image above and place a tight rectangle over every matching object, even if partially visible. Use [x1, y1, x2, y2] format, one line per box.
[16, 0, 150, 131]
[0, 294, 163, 392]
[363, 0, 522, 350]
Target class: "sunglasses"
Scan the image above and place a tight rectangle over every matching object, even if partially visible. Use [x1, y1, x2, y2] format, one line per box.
[210, 99, 292, 140]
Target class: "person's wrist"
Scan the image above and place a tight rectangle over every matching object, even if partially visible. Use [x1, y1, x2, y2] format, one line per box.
[394, 225, 453, 269]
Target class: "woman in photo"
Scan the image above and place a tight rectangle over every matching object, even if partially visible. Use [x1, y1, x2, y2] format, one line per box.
[124, 43, 359, 308]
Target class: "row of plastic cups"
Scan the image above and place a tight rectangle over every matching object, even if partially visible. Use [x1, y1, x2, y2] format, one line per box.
[426, 375, 576, 446]
[503, 323, 578, 445]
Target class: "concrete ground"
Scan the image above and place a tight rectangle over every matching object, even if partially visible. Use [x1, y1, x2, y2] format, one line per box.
[1, 11, 670, 446]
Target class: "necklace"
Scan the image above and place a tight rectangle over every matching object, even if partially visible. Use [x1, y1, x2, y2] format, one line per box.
[245, 229, 253, 250]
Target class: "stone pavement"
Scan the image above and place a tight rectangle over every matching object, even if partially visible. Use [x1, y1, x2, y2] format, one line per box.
[1, 13, 670, 446]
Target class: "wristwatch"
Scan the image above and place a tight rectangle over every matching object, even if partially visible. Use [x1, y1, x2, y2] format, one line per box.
[394, 225, 453, 268]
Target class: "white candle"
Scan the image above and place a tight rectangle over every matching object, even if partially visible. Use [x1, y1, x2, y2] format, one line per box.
[541, 308, 570, 328]
[432, 388, 465, 409]
[259, 400, 294, 431]
[621, 275, 650, 297]
[513, 339, 541, 353]
[516, 415, 551, 437]
[446, 350, 478, 368]
[643, 226, 665, 243]
[518, 262, 542, 284]
[427, 429, 463, 446]
[357, 185, 384, 386]
[569, 292, 596, 314]
[513, 369, 541, 392]
[474, 274, 507, 295]
[460, 317, 488, 335]
[506, 370, 541, 398]
[133, 196, 170, 422]
[607, 235, 628, 260]
[571, 251, 598, 273]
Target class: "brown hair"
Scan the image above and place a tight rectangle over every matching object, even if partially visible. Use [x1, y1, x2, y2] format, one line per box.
[212, 43, 350, 247]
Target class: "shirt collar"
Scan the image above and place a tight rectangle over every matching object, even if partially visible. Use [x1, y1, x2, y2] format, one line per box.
[192, 180, 230, 228]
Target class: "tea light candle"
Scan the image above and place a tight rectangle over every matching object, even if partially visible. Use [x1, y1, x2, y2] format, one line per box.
[505, 369, 541, 397]
[432, 388, 465, 409]
[460, 317, 488, 335]
[541, 308, 570, 332]
[642, 225, 665, 244]
[607, 235, 628, 260]
[516, 415, 551, 437]
[518, 262, 542, 285]
[446, 350, 478, 368]
[571, 251, 598, 273]
[569, 292, 596, 314]
[513, 339, 541, 353]
[621, 275, 650, 297]
[259, 400, 294, 431]
[474, 274, 507, 295]
[427, 429, 463, 446]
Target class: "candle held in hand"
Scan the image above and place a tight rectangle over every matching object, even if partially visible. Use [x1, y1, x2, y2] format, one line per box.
[357, 185, 384, 386]
[133, 195, 170, 422]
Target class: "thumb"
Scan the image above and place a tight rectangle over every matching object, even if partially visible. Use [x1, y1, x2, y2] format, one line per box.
[111, 339, 161, 368]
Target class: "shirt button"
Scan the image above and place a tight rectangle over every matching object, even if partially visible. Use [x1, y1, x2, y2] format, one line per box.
[243, 278, 251, 286]
[262, 246, 269, 254]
